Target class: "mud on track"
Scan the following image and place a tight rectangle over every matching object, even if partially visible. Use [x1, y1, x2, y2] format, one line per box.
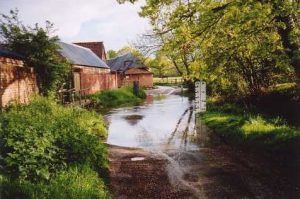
[108, 145, 195, 199]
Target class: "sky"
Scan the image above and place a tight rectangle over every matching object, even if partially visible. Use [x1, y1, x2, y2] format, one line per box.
[0, 0, 151, 51]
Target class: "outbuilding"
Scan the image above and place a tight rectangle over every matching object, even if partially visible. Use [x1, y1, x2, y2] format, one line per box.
[58, 42, 117, 95]
[107, 53, 153, 88]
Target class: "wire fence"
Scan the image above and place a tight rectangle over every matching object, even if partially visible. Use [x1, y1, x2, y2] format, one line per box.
[58, 88, 91, 107]
[154, 77, 183, 85]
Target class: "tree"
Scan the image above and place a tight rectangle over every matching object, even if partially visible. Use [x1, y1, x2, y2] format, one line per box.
[116, 46, 149, 64]
[0, 9, 70, 95]
[107, 49, 118, 59]
[148, 52, 177, 77]
[119, 0, 299, 96]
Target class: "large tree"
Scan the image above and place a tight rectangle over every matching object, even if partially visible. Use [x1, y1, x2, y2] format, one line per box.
[119, 0, 299, 96]
[0, 9, 70, 95]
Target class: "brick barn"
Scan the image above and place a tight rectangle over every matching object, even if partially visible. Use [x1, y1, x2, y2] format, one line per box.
[0, 48, 38, 107]
[107, 53, 153, 88]
[58, 42, 117, 95]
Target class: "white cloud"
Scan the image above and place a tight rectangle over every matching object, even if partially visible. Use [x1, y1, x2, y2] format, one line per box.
[0, 0, 150, 50]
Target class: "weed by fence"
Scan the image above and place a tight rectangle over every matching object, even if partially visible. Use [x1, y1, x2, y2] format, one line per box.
[58, 88, 91, 107]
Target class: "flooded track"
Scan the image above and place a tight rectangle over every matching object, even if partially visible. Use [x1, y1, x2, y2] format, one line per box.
[105, 86, 299, 199]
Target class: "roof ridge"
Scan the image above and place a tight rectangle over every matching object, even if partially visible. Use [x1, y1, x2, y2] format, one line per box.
[60, 41, 92, 51]
[108, 52, 133, 61]
[73, 41, 104, 44]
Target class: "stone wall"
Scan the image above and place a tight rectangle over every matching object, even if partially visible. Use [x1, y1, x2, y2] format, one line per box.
[0, 57, 38, 107]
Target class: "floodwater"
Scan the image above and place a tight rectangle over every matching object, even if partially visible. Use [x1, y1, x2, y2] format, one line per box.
[105, 86, 299, 199]
[106, 89, 199, 150]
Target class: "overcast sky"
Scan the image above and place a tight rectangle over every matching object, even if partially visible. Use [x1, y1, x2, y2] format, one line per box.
[0, 0, 150, 50]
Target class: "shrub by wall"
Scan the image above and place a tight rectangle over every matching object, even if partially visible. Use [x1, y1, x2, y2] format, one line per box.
[0, 97, 110, 198]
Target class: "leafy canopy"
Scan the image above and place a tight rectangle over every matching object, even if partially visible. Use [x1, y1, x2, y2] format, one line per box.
[0, 9, 70, 95]
[120, 0, 300, 96]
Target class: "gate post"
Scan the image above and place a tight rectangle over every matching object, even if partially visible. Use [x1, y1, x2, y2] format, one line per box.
[133, 81, 139, 96]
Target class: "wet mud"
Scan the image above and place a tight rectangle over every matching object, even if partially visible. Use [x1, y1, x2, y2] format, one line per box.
[109, 145, 195, 199]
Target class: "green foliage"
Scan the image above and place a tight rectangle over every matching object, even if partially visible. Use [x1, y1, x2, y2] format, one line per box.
[107, 49, 118, 59]
[122, 0, 300, 97]
[0, 165, 111, 199]
[0, 9, 71, 95]
[201, 104, 300, 153]
[249, 83, 300, 126]
[116, 46, 149, 64]
[88, 86, 146, 109]
[149, 53, 178, 77]
[0, 97, 108, 182]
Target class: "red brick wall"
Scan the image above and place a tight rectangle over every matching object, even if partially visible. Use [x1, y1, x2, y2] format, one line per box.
[74, 66, 118, 95]
[0, 58, 38, 107]
[120, 73, 153, 88]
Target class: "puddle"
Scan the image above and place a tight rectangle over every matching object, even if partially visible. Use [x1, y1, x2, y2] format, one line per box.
[131, 157, 145, 161]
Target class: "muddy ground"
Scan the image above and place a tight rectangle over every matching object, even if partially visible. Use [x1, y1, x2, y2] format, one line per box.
[108, 142, 299, 199]
[109, 145, 195, 199]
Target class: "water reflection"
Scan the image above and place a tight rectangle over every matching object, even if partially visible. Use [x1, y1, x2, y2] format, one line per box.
[106, 93, 205, 151]
[123, 115, 144, 126]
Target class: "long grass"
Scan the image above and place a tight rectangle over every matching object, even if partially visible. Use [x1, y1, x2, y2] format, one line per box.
[0, 165, 111, 199]
[88, 86, 146, 109]
[201, 104, 300, 153]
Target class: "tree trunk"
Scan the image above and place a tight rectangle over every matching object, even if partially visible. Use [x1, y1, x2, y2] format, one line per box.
[274, 11, 300, 84]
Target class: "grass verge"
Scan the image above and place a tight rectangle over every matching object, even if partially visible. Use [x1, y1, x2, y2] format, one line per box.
[88, 86, 146, 109]
[0, 165, 110, 199]
[200, 103, 300, 160]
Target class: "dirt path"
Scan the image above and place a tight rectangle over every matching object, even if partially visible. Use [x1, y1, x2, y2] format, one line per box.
[109, 145, 195, 199]
[109, 141, 299, 199]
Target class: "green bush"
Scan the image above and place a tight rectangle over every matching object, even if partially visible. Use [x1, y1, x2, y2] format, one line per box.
[88, 86, 146, 108]
[0, 97, 108, 182]
[0, 165, 111, 199]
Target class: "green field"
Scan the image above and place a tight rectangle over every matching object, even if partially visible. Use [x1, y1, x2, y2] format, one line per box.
[153, 77, 183, 85]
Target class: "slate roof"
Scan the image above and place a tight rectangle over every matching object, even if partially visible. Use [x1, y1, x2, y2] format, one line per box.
[73, 42, 107, 61]
[58, 42, 109, 68]
[0, 47, 24, 59]
[107, 53, 147, 72]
